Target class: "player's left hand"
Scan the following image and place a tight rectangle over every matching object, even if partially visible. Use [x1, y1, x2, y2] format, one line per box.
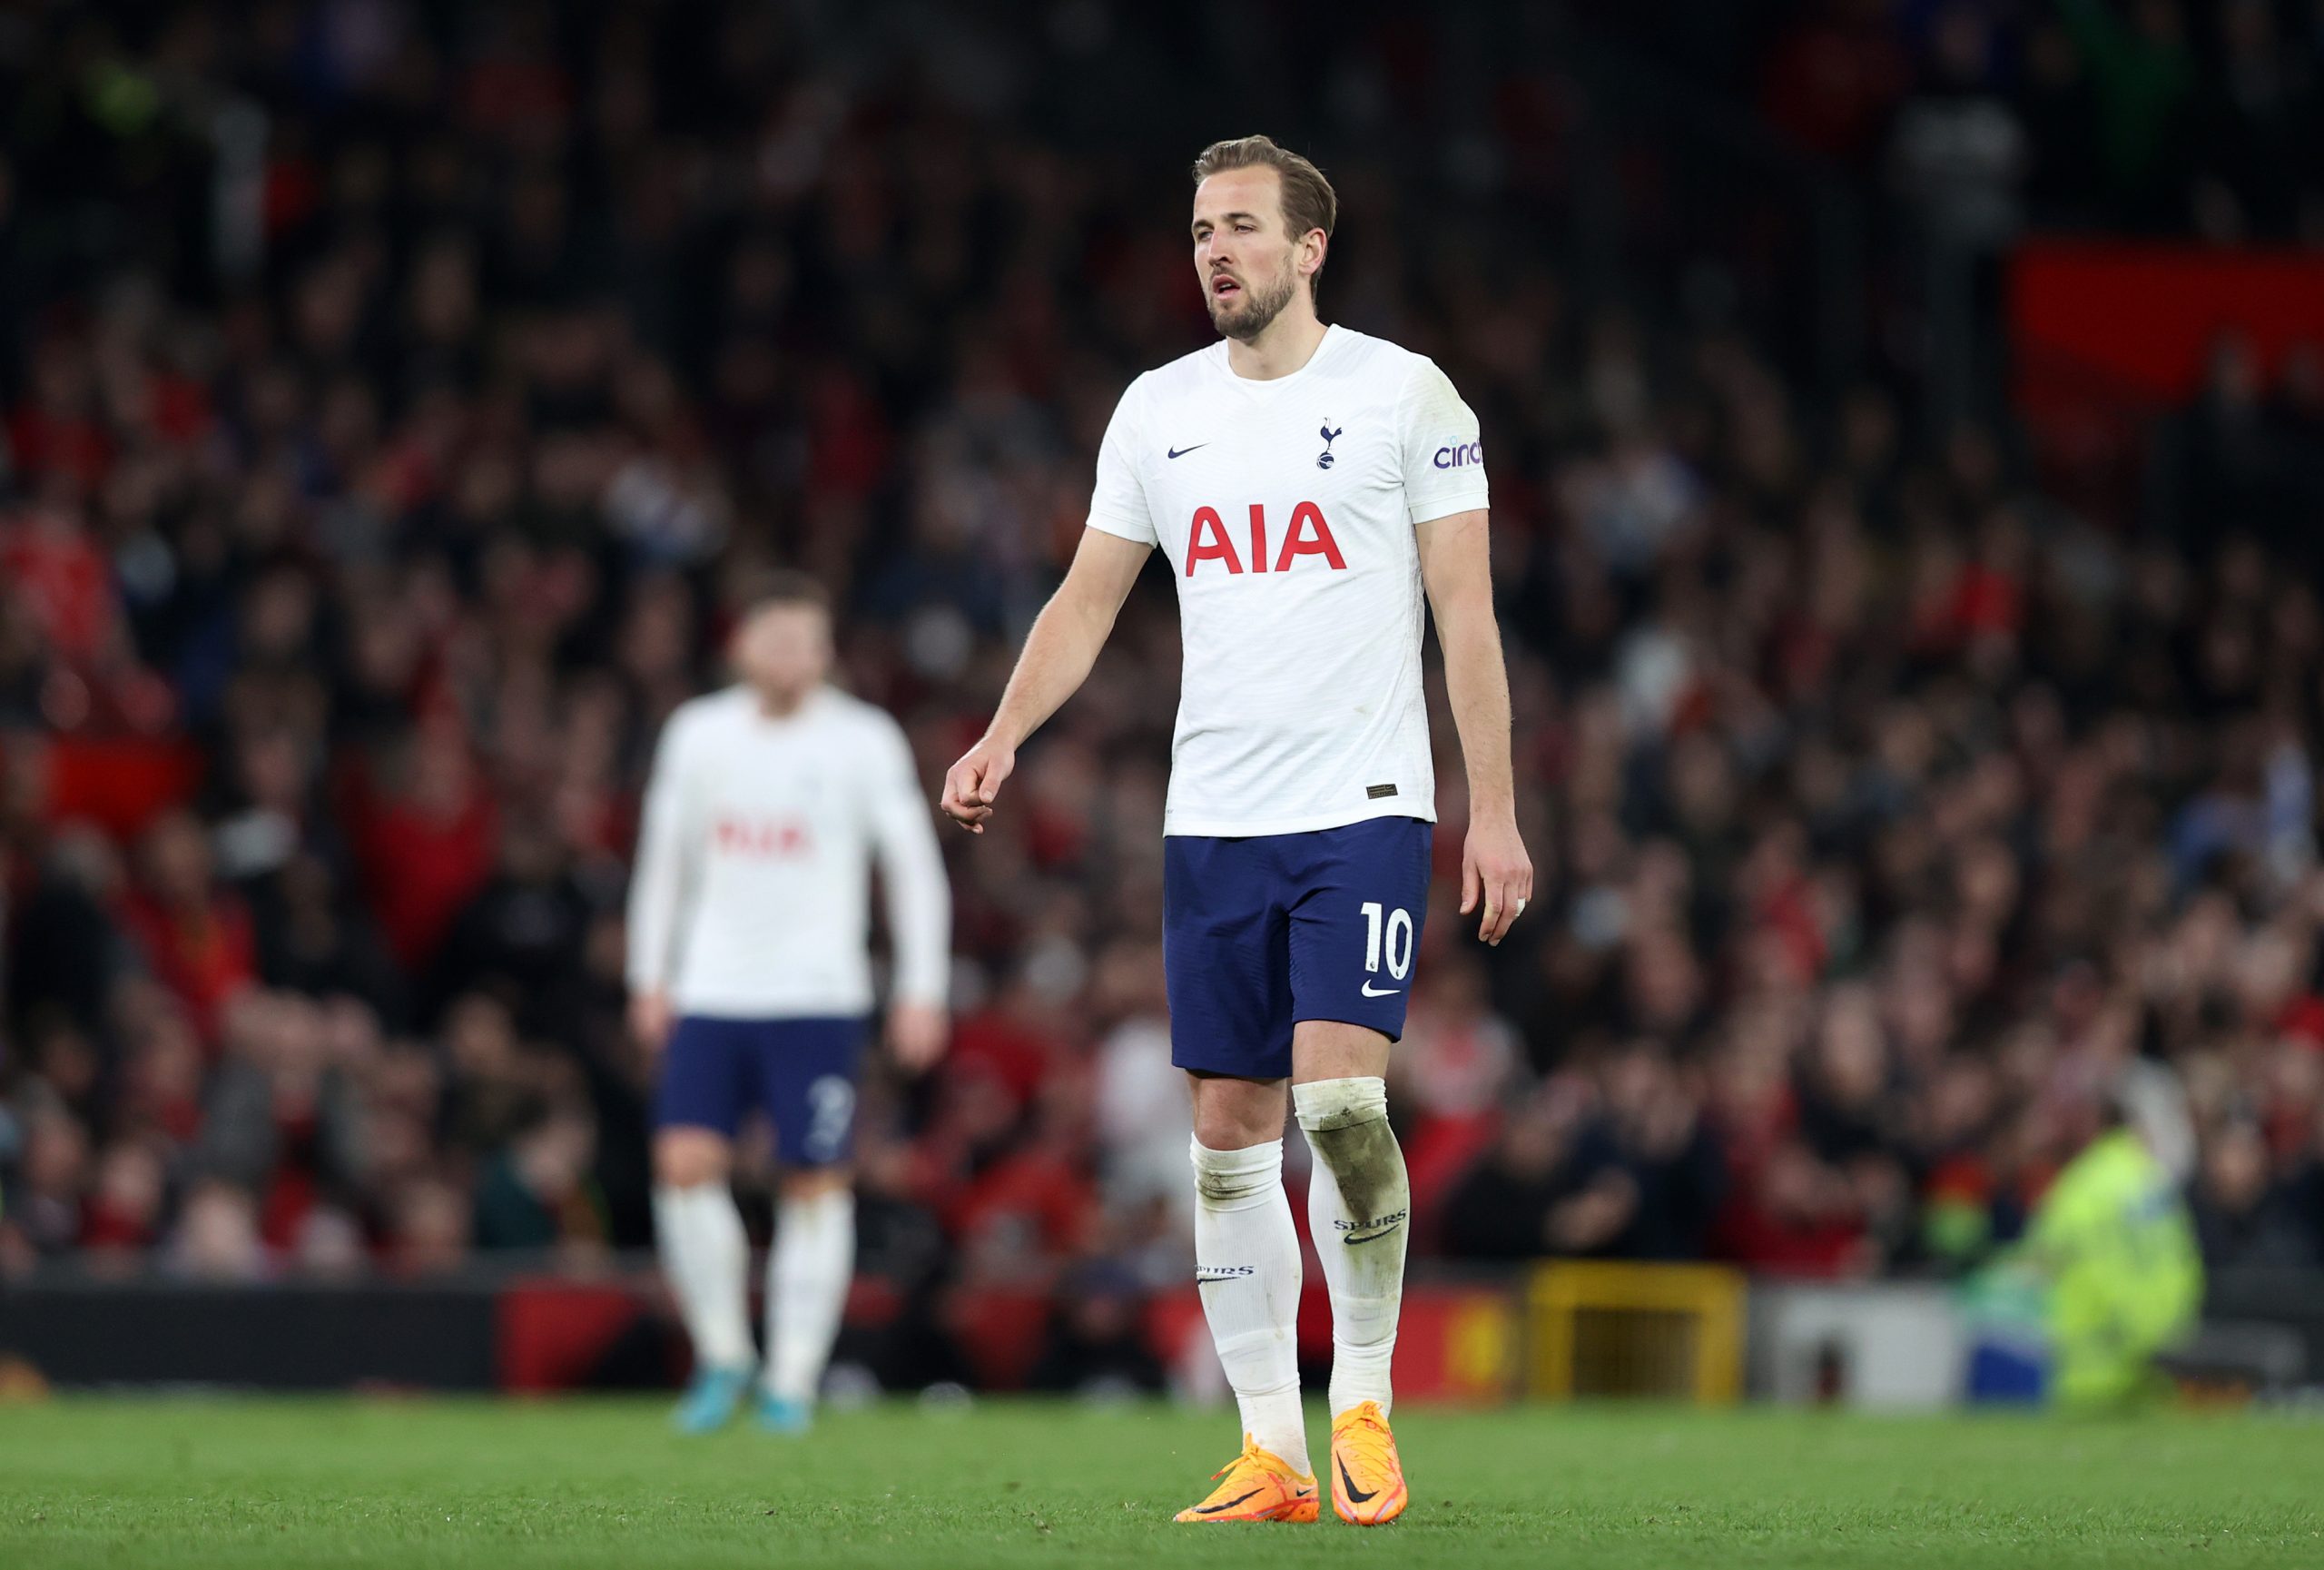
[886, 1002, 949, 1073]
[1461, 810, 1532, 947]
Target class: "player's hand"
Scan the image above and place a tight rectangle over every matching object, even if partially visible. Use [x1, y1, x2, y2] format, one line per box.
[940, 737, 1015, 834]
[886, 1002, 949, 1072]
[1461, 809, 1532, 947]
[629, 989, 674, 1052]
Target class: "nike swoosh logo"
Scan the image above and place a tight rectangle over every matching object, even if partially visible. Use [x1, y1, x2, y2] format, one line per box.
[1195, 1487, 1264, 1515]
[1167, 444, 1206, 459]
[1360, 982, 1401, 997]
[1338, 1457, 1378, 1505]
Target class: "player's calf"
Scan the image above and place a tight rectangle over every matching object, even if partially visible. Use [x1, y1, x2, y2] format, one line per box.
[1295, 1076, 1410, 1417]
[654, 1127, 734, 1190]
[761, 1173, 854, 1426]
[652, 1126, 756, 1430]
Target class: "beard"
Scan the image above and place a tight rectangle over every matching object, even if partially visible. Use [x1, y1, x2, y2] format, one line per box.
[1206, 266, 1298, 341]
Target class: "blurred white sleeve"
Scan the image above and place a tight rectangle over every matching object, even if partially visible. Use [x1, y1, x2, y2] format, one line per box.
[867, 717, 952, 1008]
[625, 706, 698, 994]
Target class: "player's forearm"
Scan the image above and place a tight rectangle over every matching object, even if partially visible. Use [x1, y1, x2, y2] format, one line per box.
[625, 782, 690, 992]
[625, 880, 682, 992]
[890, 927, 950, 1005]
[880, 811, 954, 1006]
[983, 588, 1118, 751]
[625, 854, 687, 992]
[1438, 612, 1518, 819]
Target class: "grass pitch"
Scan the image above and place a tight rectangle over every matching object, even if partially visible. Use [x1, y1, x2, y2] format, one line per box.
[2, 1397, 2319, 1568]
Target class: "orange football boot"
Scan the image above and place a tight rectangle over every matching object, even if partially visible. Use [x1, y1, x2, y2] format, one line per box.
[1173, 1435, 1320, 1524]
[1328, 1400, 1408, 1525]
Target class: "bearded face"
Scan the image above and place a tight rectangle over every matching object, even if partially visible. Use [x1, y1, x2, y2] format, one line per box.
[1206, 258, 1298, 341]
[1191, 165, 1319, 345]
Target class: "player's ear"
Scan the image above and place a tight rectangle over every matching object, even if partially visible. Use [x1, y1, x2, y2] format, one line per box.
[1299, 227, 1327, 281]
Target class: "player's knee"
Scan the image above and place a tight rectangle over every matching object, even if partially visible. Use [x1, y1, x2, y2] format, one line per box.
[654, 1131, 732, 1190]
[1291, 1021, 1392, 1082]
[778, 1166, 852, 1203]
[1187, 1075, 1286, 1150]
[1191, 1106, 1268, 1152]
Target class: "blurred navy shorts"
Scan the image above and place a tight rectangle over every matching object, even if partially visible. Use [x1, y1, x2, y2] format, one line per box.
[655, 1014, 868, 1167]
[1163, 816, 1433, 1081]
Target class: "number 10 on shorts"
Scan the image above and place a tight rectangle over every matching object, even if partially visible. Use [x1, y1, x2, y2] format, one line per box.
[1361, 901, 1414, 979]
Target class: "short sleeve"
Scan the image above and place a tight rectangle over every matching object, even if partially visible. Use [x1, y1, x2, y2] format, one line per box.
[1084, 380, 1158, 546]
[1398, 357, 1491, 527]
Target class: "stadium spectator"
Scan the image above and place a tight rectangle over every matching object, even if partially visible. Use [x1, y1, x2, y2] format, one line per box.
[119, 808, 257, 1047]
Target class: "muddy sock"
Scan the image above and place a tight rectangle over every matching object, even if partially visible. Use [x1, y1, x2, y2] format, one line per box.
[1295, 1077, 1408, 1418]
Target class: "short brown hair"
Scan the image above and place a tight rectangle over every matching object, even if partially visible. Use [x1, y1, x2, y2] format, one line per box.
[742, 569, 832, 618]
[1190, 134, 1337, 293]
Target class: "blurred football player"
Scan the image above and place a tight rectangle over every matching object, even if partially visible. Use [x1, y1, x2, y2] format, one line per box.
[630, 574, 950, 1434]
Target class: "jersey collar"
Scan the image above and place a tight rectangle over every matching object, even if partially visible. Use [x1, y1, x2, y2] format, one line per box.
[1209, 323, 1347, 397]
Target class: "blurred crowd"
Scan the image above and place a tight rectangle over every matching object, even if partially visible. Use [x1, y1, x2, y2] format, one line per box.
[5, 0, 2324, 1344]
[1629, 0, 2324, 242]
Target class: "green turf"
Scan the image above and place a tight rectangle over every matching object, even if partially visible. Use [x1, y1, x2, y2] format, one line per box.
[2, 1397, 2319, 1568]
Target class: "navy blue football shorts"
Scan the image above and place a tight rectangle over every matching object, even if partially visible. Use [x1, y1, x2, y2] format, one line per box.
[1163, 815, 1433, 1080]
[654, 1014, 867, 1167]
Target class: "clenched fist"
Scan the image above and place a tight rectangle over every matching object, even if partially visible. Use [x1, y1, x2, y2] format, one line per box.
[940, 738, 1016, 834]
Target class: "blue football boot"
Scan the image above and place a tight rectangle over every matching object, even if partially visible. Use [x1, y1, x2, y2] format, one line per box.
[670, 1365, 754, 1435]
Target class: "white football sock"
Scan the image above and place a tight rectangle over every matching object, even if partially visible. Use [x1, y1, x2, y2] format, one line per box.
[653, 1182, 754, 1372]
[1295, 1077, 1408, 1418]
[765, 1185, 855, 1405]
[1191, 1136, 1310, 1475]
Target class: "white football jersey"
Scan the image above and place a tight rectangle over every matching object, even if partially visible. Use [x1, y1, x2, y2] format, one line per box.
[626, 686, 951, 1018]
[1085, 325, 1489, 836]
